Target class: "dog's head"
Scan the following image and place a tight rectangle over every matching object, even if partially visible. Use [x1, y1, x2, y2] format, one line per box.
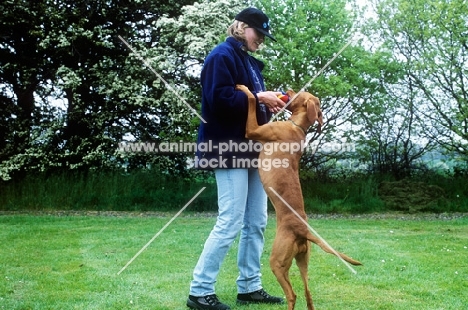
[285, 90, 323, 133]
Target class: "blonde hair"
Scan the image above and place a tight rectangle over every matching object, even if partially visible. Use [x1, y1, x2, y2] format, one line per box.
[227, 20, 249, 43]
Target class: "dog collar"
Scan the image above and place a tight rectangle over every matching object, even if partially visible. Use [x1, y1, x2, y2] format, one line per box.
[289, 120, 307, 135]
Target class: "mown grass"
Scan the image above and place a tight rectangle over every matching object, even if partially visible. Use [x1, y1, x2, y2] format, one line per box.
[1, 213, 467, 309]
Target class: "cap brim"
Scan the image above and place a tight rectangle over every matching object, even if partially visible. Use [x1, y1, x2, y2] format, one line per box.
[254, 27, 277, 42]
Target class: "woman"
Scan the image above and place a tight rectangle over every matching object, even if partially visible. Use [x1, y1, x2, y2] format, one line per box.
[187, 8, 285, 310]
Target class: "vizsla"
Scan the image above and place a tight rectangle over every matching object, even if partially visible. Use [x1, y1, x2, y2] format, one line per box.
[236, 84, 362, 310]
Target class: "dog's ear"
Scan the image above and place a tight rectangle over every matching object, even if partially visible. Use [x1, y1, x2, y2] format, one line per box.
[307, 96, 323, 133]
[286, 89, 296, 97]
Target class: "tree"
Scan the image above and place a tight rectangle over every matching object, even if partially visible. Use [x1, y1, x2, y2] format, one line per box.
[353, 72, 438, 179]
[0, 0, 197, 180]
[126, 0, 246, 172]
[254, 0, 393, 176]
[370, 0, 468, 160]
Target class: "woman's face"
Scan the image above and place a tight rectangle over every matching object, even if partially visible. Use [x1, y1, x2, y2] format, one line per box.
[244, 27, 265, 52]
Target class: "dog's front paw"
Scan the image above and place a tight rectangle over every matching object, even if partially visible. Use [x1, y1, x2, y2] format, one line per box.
[235, 84, 249, 92]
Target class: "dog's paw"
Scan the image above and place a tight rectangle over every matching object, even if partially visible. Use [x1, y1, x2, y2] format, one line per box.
[235, 84, 249, 92]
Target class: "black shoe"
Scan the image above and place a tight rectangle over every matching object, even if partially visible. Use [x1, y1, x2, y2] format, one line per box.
[236, 289, 284, 305]
[187, 294, 231, 310]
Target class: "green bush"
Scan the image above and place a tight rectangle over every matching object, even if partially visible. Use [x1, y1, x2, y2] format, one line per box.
[0, 169, 466, 213]
[301, 175, 385, 214]
[0, 170, 218, 212]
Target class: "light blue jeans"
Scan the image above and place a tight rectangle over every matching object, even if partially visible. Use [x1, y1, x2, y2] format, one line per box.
[189, 168, 268, 296]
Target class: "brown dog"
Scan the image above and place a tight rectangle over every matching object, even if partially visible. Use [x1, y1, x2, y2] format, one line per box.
[236, 84, 362, 310]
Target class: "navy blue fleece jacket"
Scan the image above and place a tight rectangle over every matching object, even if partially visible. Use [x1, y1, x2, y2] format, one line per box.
[196, 37, 271, 169]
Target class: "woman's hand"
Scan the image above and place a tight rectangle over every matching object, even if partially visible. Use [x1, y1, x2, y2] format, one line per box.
[256, 91, 286, 113]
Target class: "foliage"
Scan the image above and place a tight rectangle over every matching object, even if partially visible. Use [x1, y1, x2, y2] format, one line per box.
[378, 179, 446, 212]
[252, 0, 439, 178]
[0, 0, 208, 180]
[0, 0, 467, 195]
[0, 170, 217, 212]
[255, 0, 370, 169]
[1, 170, 466, 213]
[367, 0, 468, 158]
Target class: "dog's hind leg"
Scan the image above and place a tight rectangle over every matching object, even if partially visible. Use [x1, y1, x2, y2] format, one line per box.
[270, 237, 297, 310]
[295, 243, 314, 310]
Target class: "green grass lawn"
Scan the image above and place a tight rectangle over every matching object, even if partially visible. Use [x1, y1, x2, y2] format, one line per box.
[1, 212, 467, 309]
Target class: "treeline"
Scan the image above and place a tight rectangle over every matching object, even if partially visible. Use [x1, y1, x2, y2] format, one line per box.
[0, 0, 467, 212]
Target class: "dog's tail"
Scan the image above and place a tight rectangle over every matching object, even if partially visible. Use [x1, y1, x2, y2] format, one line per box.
[307, 233, 362, 266]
